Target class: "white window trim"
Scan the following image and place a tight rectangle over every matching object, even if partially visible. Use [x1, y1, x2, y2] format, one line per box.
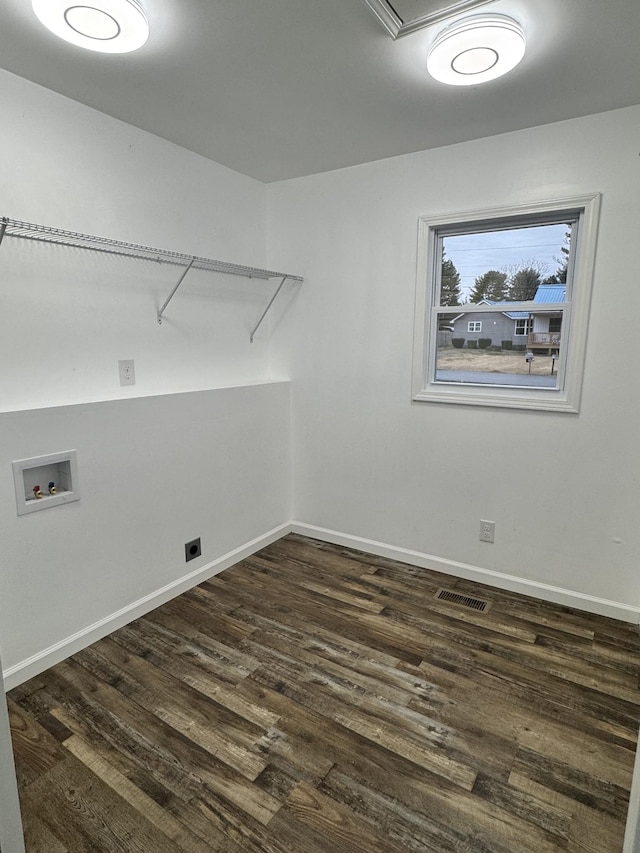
[514, 319, 530, 336]
[411, 194, 601, 413]
[468, 321, 482, 332]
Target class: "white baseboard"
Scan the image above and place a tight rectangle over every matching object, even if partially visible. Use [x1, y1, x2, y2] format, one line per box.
[3, 522, 292, 690]
[6, 519, 638, 689]
[291, 522, 640, 625]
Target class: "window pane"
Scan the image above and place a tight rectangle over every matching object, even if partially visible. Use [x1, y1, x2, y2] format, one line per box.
[440, 222, 571, 306]
[436, 310, 561, 389]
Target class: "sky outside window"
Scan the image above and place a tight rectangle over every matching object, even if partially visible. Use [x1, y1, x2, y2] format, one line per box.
[443, 223, 569, 302]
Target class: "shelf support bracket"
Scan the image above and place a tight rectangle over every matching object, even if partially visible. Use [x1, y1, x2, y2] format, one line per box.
[250, 276, 288, 343]
[157, 257, 196, 324]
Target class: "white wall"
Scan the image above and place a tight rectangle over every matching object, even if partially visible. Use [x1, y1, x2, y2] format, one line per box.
[267, 105, 640, 617]
[0, 71, 295, 684]
[2, 66, 638, 681]
[0, 383, 291, 684]
[0, 68, 281, 410]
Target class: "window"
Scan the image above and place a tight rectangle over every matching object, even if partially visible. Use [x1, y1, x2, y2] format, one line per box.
[412, 194, 600, 412]
[514, 318, 532, 336]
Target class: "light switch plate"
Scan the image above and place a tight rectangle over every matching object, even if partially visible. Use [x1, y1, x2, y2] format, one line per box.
[118, 359, 136, 386]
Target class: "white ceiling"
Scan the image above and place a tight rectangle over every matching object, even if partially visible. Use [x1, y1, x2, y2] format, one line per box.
[0, 0, 638, 182]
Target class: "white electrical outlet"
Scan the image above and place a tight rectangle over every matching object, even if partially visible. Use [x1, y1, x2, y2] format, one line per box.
[118, 359, 136, 386]
[480, 519, 495, 543]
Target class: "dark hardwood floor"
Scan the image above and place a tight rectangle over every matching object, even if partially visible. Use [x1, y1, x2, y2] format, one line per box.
[9, 534, 640, 851]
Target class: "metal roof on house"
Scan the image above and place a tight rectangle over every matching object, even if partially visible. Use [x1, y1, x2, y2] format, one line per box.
[454, 286, 566, 319]
[533, 285, 566, 303]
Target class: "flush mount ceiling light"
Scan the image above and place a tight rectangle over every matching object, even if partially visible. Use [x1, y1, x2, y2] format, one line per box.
[427, 14, 525, 85]
[32, 0, 149, 53]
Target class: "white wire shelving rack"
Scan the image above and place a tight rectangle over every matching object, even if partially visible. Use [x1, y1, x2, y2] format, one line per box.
[0, 217, 303, 342]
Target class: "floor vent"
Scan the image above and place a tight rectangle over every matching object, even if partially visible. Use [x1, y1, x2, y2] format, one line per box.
[435, 588, 491, 613]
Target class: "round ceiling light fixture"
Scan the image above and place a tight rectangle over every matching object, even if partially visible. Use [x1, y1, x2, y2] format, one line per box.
[32, 0, 149, 53]
[427, 14, 526, 86]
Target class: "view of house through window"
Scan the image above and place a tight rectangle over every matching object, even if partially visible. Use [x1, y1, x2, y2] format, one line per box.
[435, 221, 571, 389]
[412, 195, 600, 412]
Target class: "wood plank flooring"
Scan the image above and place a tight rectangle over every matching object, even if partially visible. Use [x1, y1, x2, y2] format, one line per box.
[9, 534, 640, 851]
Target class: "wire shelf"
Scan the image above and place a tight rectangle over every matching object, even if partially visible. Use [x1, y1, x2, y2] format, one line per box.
[0, 217, 303, 281]
[0, 216, 303, 337]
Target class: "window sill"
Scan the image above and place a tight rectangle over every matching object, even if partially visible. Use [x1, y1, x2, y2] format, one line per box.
[412, 386, 579, 412]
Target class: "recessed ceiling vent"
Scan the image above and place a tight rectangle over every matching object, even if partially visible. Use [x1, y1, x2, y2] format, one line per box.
[435, 588, 491, 612]
[361, 0, 496, 39]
